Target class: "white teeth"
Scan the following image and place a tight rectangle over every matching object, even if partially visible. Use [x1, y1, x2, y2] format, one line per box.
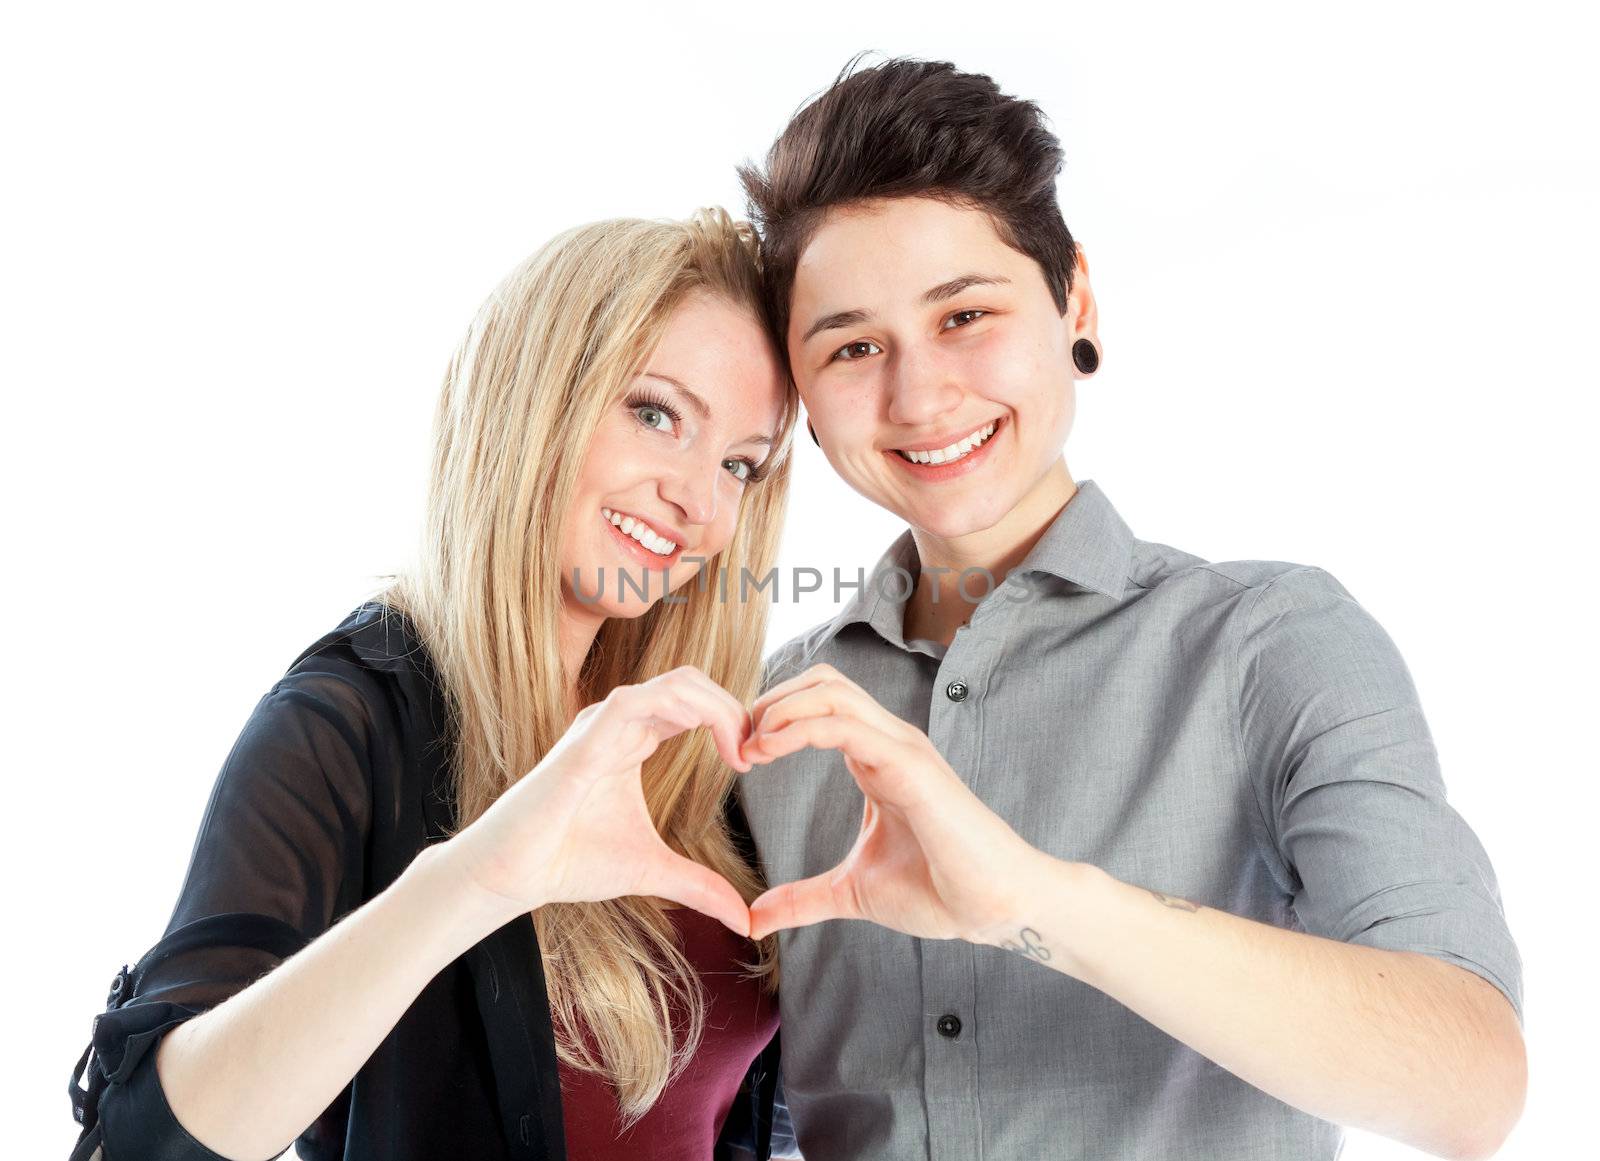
[600, 507, 676, 556]
[897, 421, 998, 465]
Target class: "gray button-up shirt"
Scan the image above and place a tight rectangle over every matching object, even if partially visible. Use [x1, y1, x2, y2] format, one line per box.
[739, 478, 1522, 1160]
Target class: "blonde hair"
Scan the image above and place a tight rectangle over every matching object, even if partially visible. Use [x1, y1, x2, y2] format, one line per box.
[373, 208, 798, 1121]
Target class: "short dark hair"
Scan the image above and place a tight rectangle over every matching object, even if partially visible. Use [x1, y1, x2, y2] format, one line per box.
[738, 55, 1079, 348]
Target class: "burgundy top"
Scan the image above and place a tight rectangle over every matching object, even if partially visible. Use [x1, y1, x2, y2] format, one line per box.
[557, 906, 779, 1159]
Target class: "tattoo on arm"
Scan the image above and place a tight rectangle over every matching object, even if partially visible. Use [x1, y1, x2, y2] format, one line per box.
[1146, 888, 1200, 913]
[998, 926, 1052, 962]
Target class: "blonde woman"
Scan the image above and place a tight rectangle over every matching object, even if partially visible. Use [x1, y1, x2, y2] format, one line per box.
[68, 209, 800, 1161]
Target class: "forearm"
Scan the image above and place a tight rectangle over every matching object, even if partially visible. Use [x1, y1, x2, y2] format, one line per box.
[977, 856, 1525, 1161]
[155, 842, 521, 1160]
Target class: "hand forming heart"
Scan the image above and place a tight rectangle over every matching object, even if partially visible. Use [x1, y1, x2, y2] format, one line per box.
[443, 661, 1042, 945]
[739, 663, 1043, 944]
[443, 665, 758, 936]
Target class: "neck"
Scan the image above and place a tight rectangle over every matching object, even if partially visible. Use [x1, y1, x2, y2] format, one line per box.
[904, 458, 1078, 647]
[558, 600, 606, 720]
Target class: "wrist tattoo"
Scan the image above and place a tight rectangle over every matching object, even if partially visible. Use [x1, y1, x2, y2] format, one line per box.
[1146, 888, 1200, 913]
[998, 926, 1052, 962]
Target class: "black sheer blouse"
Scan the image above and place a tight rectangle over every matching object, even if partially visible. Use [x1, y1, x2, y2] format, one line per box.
[67, 601, 783, 1161]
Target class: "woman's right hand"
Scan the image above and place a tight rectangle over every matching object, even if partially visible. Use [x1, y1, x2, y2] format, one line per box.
[438, 665, 755, 935]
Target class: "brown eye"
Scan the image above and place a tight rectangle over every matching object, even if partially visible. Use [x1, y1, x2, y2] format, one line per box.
[832, 339, 882, 362]
[943, 309, 988, 330]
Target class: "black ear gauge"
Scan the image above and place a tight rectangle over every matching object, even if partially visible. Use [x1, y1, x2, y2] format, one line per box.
[808, 420, 820, 447]
[1072, 338, 1100, 375]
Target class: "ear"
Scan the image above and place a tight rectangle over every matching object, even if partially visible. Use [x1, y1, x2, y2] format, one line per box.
[1064, 244, 1101, 372]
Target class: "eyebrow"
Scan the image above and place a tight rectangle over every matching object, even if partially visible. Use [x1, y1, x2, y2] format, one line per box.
[640, 372, 774, 447]
[799, 272, 1012, 345]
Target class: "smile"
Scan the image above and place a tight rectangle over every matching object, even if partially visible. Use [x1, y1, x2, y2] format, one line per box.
[600, 507, 679, 559]
[887, 417, 1005, 479]
[893, 420, 999, 465]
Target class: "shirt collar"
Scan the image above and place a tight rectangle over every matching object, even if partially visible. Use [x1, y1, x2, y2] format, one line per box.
[344, 601, 434, 674]
[818, 477, 1136, 651]
[1010, 477, 1136, 599]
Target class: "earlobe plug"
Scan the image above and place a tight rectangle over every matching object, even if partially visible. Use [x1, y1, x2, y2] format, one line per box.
[808, 421, 820, 447]
[1072, 338, 1100, 376]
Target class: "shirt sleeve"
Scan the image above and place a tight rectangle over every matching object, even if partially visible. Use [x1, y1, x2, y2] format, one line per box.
[71, 668, 377, 1159]
[1235, 566, 1524, 1026]
[768, 1067, 802, 1159]
[714, 1031, 799, 1161]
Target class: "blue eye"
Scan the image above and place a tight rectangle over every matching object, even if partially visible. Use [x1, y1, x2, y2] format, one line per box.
[635, 405, 671, 431]
[629, 394, 682, 433]
[726, 456, 771, 484]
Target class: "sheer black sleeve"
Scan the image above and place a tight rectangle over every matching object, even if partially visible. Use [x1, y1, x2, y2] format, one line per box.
[69, 669, 379, 1160]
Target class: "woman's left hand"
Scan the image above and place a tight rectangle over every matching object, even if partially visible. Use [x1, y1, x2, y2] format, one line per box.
[741, 663, 1045, 943]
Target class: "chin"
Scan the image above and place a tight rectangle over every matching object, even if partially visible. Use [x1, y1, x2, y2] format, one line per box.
[912, 515, 996, 541]
[902, 493, 1017, 541]
[564, 591, 668, 623]
[598, 596, 659, 620]
[566, 564, 698, 622]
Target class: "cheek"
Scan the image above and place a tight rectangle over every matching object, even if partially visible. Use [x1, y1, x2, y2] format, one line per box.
[700, 492, 744, 555]
[799, 370, 872, 431]
[975, 330, 1047, 401]
[583, 416, 673, 489]
[979, 334, 1073, 436]
[576, 420, 624, 490]
[563, 423, 644, 550]
[661, 503, 740, 594]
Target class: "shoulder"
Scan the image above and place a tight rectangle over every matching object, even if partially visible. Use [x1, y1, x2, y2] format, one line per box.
[1126, 551, 1414, 713]
[1191, 563, 1413, 695]
[284, 600, 434, 678]
[1188, 561, 1371, 636]
[261, 601, 446, 749]
[759, 613, 863, 690]
[1128, 536, 1355, 617]
[1119, 542, 1391, 665]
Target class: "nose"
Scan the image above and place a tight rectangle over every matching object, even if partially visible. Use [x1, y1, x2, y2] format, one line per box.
[885, 342, 963, 428]
[656, 456, 718, 530]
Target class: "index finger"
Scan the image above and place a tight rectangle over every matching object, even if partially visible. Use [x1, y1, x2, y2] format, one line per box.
[655, 666, 755, 772]
[749, 662, 849, 736]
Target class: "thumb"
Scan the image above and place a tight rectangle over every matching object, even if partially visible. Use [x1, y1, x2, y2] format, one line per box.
[650, 848, 753, 938]
[749, 870, 856, 941]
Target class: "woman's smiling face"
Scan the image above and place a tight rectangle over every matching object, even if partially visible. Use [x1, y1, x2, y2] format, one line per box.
[560, 290, 785, 619]
[787, 195, 1097, 542]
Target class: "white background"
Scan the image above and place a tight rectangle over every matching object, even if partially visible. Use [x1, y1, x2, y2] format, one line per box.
[5, 2, 1594, 1157]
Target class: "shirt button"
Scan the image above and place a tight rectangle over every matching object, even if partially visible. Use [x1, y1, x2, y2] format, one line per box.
[105, 966, 129, 1008]
[936, 1013, 963, 1039]
[945, 680, 969, 702]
